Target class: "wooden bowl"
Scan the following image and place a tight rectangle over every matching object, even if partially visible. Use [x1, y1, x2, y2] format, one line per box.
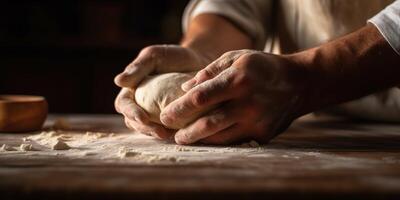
[0, 95, 48, 132]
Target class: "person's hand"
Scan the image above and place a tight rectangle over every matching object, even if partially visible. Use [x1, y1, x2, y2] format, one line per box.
[114, 45, 212, 139]
[160, 50, 312, 144]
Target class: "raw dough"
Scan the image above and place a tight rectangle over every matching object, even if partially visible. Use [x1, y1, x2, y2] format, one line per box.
[135, 72, 212, 129]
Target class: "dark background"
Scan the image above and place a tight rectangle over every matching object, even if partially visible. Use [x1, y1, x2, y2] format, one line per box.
[0, 0, 189, 114]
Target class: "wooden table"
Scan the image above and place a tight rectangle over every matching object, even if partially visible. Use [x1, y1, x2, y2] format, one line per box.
[1, 114, 400, 200]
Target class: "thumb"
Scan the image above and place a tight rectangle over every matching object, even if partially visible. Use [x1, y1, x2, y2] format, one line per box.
[115, 45, 203, 88]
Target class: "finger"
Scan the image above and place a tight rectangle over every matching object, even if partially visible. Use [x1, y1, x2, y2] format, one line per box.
[161, 67, 241, 128]
[116, 89, 174, 139]
[182, 51, 238, 92]
[174, 103, 238, 145]
[125, 117, 173, 140]
[115, 88, 149, 124]
[124, 118, 154, 137]
[200, 124, 248, 145]
[114, 51, 155, 88]
[115, 45, 202, 88]
[124, 118, 135, 130]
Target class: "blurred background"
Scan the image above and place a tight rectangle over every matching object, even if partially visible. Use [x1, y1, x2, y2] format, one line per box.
[0, 0, 189, 114]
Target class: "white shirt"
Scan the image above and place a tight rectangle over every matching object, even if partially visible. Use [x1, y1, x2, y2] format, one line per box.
[183, 0, 400, 121]
[369, 0, 400, 55]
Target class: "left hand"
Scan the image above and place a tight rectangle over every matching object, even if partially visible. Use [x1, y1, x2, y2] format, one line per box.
[114, 45, 212, 139]
[160, 50, 312, 145]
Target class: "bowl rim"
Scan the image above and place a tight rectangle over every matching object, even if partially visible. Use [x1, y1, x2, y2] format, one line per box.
[0, 95, 46, 103]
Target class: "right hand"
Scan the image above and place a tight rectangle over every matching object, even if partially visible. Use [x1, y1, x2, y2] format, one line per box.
[114, 45, 211, 139]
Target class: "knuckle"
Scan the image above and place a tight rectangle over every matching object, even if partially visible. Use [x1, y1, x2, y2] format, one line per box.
[191, 90, 208, 107]
[233, 71, 252, 90]
[196, 69, 213, 80]
[236, 52, 263, 70]
[240, 52, 262, 62]
[141, 45, 164, 59]
[198, 118, 217, 131]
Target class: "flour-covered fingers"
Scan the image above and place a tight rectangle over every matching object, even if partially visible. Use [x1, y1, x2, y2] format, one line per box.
[200, 124, 248, 145]
[182, 51, 244, 92]
[115, 88, 149, 124]
[125, 118, 173, 139]
[115, 45, 204, 88]
[115, 88, 173, 139]
[161, 67, 240, 128]
[174, 103, 238, 144]
[114, 88, 131, 113]
[114, 47, 157, 88]
[124, 118, 135, 130]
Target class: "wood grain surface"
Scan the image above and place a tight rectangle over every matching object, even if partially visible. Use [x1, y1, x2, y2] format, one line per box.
[1, 114, 400, 200]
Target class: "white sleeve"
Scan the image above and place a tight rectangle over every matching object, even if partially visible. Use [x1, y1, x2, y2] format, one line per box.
[368, 0, 400, 55]
[182, 0, 273, 50]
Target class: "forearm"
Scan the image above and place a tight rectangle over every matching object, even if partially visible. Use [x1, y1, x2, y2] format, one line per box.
[293, 24, 400, 113]
[181, 14, 253, 63]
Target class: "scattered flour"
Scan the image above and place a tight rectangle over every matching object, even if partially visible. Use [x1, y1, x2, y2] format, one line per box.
[27, 131, 114, 150]
[118, 148, 142, 158]
[172, 145, 204, 152]
[19, 144, 36, 151]
[118, 147, 181, 163]
[239, 140, 260, 148]
[52, 140, 71, 150]
[1, 130, 268, 164]
[0, 144, 16, 151]
[85, 132, 109, 140]
[81, 152, 97, 156]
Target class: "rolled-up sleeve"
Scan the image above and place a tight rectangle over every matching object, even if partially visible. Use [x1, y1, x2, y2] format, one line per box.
[182, 0, 272, 50]
[369, 0, 400, 55]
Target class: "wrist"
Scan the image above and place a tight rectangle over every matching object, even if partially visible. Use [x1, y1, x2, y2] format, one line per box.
[180, 14, 253, 67]
[285, 24, 398, 114]
[180, 41, 219, 66]
[284, 48, 327, 116]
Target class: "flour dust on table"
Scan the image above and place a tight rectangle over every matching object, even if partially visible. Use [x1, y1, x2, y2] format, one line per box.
[0, 127, 265, 164]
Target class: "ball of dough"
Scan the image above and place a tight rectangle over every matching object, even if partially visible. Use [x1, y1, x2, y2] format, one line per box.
[135, 72, 208, 129]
